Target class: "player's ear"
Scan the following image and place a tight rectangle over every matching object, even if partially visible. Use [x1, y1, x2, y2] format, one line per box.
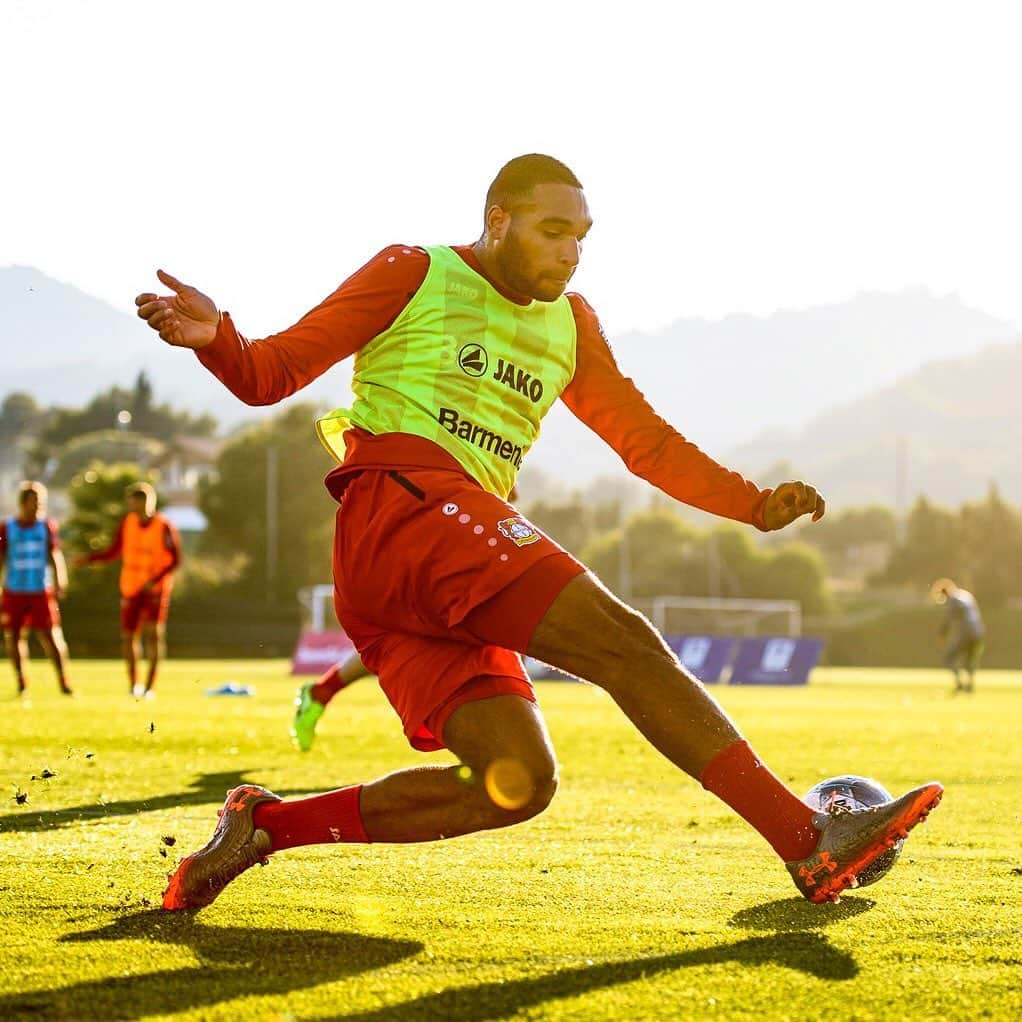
[485, 204, 511, 242]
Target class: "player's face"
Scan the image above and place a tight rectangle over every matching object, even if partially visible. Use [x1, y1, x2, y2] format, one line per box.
[127, 494, 149, 518]
[19, 491, 39, 519]
[493, 183, 592, 302]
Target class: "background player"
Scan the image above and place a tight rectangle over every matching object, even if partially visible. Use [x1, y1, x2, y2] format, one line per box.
[75, 483, 180, 698]
[932, 578, 984, 694]
[137, 154, 941, 910]
[1, 481, 72, 697]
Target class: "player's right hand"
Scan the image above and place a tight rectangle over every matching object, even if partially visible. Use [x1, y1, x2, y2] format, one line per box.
[135, 270, 219, 349]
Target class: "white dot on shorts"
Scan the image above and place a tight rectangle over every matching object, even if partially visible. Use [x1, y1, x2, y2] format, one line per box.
[458, 513, 471, 524]
[473, 524, 484, 535]
[488, 538, 497, 547]
[500, 554, 509, 562]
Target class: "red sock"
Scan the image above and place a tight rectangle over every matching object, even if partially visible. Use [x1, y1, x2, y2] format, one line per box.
[700, 740, 819, 861]
[253, 784, 368, 851]
[310, 665, 349, 706]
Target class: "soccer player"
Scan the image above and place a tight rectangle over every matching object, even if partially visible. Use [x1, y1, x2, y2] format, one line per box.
[291, 484, 521, 751]
[932, 578, 984, 694]
[75, 483, 180, 698]
[138, 154, 941, 910]
[1, 481, 72, 697]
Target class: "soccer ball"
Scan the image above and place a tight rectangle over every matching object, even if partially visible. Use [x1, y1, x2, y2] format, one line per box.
[803, 775, 903, 887]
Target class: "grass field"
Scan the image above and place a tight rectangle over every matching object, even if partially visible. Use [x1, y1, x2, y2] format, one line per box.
[1, 661, 1019, 1021]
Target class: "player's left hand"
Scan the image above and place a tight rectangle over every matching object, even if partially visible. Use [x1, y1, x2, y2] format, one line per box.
[763, 480, 826, 530]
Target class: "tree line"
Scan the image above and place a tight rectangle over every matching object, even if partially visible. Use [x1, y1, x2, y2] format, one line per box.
[7, 382, 1020, 619]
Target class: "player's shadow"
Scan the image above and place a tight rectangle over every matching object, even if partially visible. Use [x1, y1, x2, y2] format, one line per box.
[729, 895, 875, 932]
[318, 931, 857, 1022]
[2, 910, 422, 1021]
[0, 769, 311, 835]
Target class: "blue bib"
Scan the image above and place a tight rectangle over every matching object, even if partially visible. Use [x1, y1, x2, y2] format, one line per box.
[4, 517, 50, 592]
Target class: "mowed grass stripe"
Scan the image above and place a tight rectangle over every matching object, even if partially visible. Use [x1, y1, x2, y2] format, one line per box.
[1, 662, 1019, 1020]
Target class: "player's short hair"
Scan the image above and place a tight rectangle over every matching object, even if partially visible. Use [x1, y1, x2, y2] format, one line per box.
[17, 480, 46, 505]
[126, 481, 157, 512]
[485, 154, 583, 213]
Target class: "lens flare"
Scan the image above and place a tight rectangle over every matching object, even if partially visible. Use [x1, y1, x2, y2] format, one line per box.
[484, 757, 533, 810]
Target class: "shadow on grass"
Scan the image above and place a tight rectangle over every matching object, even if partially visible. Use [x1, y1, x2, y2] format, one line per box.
[0, 769, 311, 834]
[320, 932, 857, 1022]
[729, 895, 876, 932]
[3, 910, 422, 1021]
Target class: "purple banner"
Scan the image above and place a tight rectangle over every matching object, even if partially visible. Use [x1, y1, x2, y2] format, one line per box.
[728, 637, 824, 686]
[291, 629, 355, 676]
[664, 635, 737, 684]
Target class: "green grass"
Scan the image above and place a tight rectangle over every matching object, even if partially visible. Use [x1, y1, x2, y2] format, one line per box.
[1, 661, 1020, 1021]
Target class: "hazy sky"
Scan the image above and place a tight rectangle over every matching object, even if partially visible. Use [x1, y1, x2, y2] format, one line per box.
[3, 1, 1021, 339]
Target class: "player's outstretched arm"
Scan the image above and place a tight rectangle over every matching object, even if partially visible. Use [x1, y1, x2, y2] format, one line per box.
[50, 548, 69, 600]
[135, 270, 219, 350]
[761, 480, 826, 530]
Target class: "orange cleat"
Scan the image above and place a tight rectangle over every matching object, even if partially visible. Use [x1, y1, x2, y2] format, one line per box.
[162, 784, 279, 910]
[786, 782, 943, 903]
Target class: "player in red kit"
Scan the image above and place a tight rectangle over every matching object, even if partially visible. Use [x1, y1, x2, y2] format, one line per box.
[75, 483, 180, 698]
[1, 482, 72, 696]
[138, 155, 941, 910]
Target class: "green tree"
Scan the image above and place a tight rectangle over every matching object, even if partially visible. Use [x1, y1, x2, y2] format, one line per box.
[798, 505, 897, 554]
[879, 497, 962, 593]
[749, 543, 831, 615]
[582, 508, 700, 598]
[958, 485, 1022, 607]
[49, 431, 165, 486]
[581, 508, 830, 613]
[27, 373, 217, 476]
[0, 392, 43, 438]
[198, 403, 336, 603]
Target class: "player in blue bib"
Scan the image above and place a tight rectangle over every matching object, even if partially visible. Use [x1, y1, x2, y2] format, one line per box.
[0, 482, 72, 696]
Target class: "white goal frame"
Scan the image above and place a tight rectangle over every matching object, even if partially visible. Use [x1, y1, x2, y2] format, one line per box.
[648, 596, 802, 637]
[300, 586, 802, 639]
[298, 584, 337, 631]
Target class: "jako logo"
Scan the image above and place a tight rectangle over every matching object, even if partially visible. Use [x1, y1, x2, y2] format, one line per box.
[458, 343, 489, 377]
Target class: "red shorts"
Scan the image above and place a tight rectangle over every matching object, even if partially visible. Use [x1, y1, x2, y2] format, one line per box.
[332, 468, 584, 751]
[1, 591, 60, 633]
[121, 589, 171, 632]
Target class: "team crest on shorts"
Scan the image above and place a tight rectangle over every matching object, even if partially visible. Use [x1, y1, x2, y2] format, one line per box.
[497, 516, 540, 547]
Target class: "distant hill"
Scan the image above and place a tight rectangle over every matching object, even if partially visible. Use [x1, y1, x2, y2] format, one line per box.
[726, 340, 1022, 507]
[0, 266, 354, 417]
[3, 265, 1018, 506]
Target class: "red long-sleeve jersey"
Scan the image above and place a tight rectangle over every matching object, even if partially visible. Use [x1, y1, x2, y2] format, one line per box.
[196, 244, 773, 528]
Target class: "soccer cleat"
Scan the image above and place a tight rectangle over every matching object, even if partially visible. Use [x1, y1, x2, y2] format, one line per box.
[291, 683, 325, 752]
[787, 781, 943, 903]
[162, 784, 280, 910]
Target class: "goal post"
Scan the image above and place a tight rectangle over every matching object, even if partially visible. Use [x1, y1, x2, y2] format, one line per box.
[297, 585, 802, 640]
[297, 584, 337, 632]
[647, 596, 802, 638]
